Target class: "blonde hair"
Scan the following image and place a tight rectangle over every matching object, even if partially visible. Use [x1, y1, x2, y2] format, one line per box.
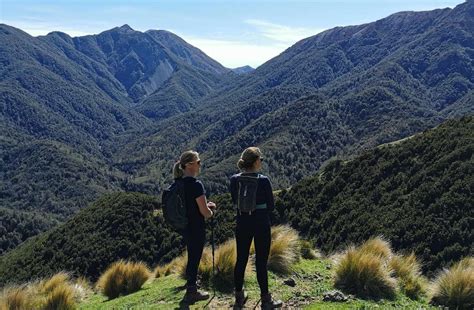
[173, 150, 199, 179]
[237, 147, 262, 171]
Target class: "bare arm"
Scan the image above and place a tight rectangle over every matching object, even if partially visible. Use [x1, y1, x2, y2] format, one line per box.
[196, 195, 213, 219]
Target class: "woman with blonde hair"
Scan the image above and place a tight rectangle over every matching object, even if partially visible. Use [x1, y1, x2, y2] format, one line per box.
[172, 150, 216, 303]
[230, 147, 282, 309]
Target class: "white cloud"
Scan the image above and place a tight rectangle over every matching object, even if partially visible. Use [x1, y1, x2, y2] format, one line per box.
[4, 20, 96, 37]
[179, 20, 325, 68]
[245, 19, 325, 44]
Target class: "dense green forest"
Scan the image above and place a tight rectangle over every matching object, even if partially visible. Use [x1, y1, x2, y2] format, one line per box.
[274, 116, 474, 275]
[0, 193, 183, 286]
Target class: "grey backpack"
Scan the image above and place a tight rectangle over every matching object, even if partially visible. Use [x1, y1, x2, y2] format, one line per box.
[236, 173, 260, 213]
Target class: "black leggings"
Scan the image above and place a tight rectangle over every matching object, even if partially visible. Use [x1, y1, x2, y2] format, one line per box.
[234, 211, 271, 295]
[181, 222, 206, 287]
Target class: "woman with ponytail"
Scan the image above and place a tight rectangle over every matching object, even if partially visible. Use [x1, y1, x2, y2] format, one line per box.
[173, 150, 216, 303]
[230, 147, 283, 309]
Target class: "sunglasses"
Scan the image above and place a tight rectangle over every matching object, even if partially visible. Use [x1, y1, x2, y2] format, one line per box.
[187, 160, 201, 166]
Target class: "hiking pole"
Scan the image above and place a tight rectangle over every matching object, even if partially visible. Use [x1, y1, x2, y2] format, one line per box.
[211, 209, 216, 295]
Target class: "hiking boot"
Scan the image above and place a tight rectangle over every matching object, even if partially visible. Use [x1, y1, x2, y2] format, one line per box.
[234, 289, 248, 308]
[184, 285, 210, 303]
[261, 293, 283, 309]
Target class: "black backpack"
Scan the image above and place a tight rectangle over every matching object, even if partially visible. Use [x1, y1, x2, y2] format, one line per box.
[162, 178, 188, 231]
[236, 173, 260, 214]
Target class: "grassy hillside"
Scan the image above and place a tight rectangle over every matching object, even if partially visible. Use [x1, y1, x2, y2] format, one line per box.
[78, 258, 434, 309]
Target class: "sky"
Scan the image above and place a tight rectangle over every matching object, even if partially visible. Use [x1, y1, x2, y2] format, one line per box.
[0, 0, 463, 68]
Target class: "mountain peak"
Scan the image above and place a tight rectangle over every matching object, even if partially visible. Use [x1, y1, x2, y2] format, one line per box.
[119, 24, 133, 30]
[113, 24, 136, 33]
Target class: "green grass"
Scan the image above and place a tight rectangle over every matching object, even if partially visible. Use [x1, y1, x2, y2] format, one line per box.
[79, 257, 435, 309]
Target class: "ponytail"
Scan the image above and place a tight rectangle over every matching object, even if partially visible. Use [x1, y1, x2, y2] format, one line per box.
[173, 161, 184, 179]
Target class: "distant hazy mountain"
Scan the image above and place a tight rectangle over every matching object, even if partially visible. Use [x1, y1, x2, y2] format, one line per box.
[232, 65, 255, 74]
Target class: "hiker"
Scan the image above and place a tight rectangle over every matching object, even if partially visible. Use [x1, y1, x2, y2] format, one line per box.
[172, 150, 216, 302]
[230, 147, 283, 309]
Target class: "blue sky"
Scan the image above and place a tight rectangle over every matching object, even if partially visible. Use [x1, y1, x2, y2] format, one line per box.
[0, 0, 463, 68]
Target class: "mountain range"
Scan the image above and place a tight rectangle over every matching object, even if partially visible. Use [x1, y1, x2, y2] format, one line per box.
[1, 0, 474, 255]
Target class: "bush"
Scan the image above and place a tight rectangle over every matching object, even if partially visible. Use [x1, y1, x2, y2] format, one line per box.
[42, 283, 76, 310]
[96, 260, 151, 299]
[430, 257, 474, 309]
[268, 225, 301, 274]
[0, 286, 33, 310]
[390, 253, 426, 299]
[334, 239, 397, 300]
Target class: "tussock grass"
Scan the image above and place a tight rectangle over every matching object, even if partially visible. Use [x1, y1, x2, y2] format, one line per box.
[201, 240, 252, 292]
[39, 272, 70, 294]
[430, 257, 474, 309]
[1, 273, 81, 310]
[42, 282, 76, 310]
[359, 237, 392, 259]
[96, 260, 151, 299]
[334, 238, 397, 300]
[299, 240, 320, 260]
[154, 265, 167, 278]
[390, 253, 426, 299]
[0, 286, 33, 310]
[268, 225, 301, 274]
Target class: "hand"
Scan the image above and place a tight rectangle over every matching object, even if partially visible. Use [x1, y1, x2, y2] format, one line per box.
[207, 201, 216, 210]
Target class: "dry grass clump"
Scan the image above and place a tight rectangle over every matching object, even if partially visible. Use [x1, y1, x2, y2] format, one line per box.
[96, 260, 151, 299]
[299, 240, 320, 260]
[42, 283, 76, 310]
[389, 253, 426, 299]
[268, 225, 301, 274]
[335, 246, 397, 299]
[0, 272, 83, 310]
[38, 272, 70, 294]
[358, 237, 392, 259]
[0, 286, 34, 310]
[430, 257, 474, 309]
[334, 237, 397, 300]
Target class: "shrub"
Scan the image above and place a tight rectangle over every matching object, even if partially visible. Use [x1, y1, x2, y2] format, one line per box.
[96, 260, 151, 299]
[390, 253, 426, 299]
[268, 225, 301, 274]
[334, 241, 397, 299]
[430, 257, 474, 309]
[42, 283, 76, 310]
